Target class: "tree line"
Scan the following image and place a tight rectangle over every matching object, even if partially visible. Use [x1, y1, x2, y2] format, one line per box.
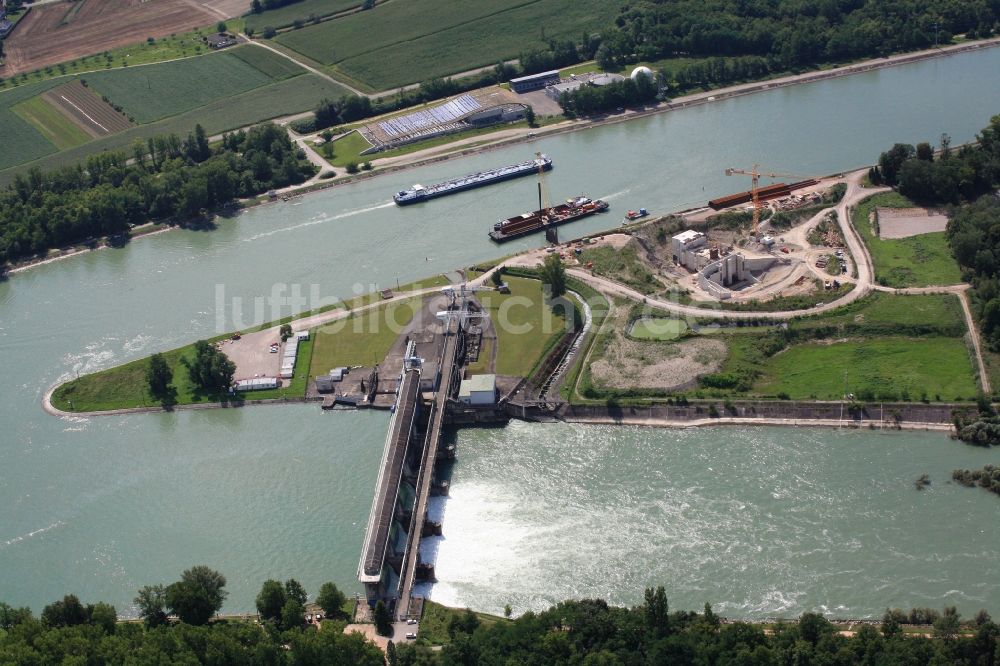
[0, 566, 380, 664]
[392, 588, 997, 665]
[595, 0, 997, 77]
[4, 583, 997, 664]
[558, 73, 659, 117]
[0, 123, 312, 267]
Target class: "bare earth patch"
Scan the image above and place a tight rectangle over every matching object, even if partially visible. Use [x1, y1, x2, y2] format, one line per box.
[877, 207, 949, 239]
[591, 335, 726, 390]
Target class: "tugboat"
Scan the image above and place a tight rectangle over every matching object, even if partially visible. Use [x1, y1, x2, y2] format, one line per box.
[624, 208, 648, 222]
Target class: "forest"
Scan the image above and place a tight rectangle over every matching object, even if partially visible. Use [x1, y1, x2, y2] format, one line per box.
[0, 123, 312, 268]
[594, 0, 998, 73]
[2, 584, 998, 665]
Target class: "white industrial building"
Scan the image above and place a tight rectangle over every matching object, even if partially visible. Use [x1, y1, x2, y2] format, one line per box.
[671, 230, 708, 270]
[458, 374, 497, 406]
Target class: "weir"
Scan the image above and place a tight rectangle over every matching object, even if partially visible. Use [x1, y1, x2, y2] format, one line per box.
[357, 294, 468, 617]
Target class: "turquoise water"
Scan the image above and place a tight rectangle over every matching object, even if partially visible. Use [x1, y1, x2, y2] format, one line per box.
[2, 46, 1000, 616]
[425, 422, 1000, 619]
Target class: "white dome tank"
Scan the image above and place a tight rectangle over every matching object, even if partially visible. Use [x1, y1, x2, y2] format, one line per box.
[630, 66, 654, 81]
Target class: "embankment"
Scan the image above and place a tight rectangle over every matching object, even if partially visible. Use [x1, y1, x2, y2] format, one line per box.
[557, 400, 975, 432]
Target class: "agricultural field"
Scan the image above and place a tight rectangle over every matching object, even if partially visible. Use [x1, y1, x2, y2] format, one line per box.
[244, 0, 360, 32]
[11, 95, 92, 149]
[0, 78, 66, 169]
[0, 52, 342, 182]
[853, 191, 962, 287]
[275, 0, 619, 91]
[229, 44, 305, 80]
[43, 80, 134, 136]
[0, 0, 249, 77]
[0, 22, 247, 89]
[82, 48, 282, 123]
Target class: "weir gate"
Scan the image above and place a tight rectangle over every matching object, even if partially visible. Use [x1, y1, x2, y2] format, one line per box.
[356, 293, 470, 619]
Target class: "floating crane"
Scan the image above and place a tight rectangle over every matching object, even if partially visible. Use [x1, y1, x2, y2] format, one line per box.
[724, 165, 814, 236]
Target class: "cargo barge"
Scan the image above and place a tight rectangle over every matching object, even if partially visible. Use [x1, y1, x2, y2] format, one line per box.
[708, 179, 819, 210]
[394, 154, 552, 205]
[489, 196, 609, 242]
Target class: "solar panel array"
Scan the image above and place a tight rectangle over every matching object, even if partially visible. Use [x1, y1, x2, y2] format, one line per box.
[377, 94, 483, 139]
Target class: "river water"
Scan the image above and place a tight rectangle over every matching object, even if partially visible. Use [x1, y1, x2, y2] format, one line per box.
[2, 47, 1000, 617]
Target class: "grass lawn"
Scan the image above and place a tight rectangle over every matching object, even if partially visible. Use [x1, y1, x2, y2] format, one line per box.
[245, 0, 359, 32]
[416, 601, 502, 647]
[52, 334, 317, 411]
[476, 275, 569, 377]
[12, 95, 91, 149]
[323, 130, 373, 167]
[852, 191, 962, 288]
[753, 336, 977, 400]
[52, 337, 230, 412]
[792, 291, 966, 336]
[276, 0, 617, 91]
[630, 317, 688, 340]
[308, 299, 419, 374]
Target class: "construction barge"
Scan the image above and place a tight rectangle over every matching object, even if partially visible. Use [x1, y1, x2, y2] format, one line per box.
[708, 179, 819, 210]
[489, 196, 609, 242]
[393, 154, 552, 205]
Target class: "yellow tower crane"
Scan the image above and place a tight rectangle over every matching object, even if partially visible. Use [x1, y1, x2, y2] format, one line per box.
[724, 165, 814, 236]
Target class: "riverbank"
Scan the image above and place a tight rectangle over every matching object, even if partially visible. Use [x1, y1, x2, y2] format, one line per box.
[5, 37, 999, 277]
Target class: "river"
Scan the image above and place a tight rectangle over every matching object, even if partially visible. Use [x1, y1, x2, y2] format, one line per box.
[1, 46, 1000, 617]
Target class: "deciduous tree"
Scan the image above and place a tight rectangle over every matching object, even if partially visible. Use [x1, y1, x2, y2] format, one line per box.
[316, 582, 346, 618]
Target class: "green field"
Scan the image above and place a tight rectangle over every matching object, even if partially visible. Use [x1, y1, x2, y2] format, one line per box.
[0, 74, 352, 184]
[476, 275, 569, 376]
[12, 95, 91, 150]
[275, 0, 619, 90]
[853, 192, 962, 288]
[84, 48, 283, 123]
[0, 79, 66, 169]
[630, 317, 688, 340]
[753, 336, 977, 400]
[308, 300, 418, 374]
[229, 45, 307, 80]
[52, 339, 226, 412]
[792, 291, 965, 335]
[52, 335, 318, 411]
[245, 0, 360, 32]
